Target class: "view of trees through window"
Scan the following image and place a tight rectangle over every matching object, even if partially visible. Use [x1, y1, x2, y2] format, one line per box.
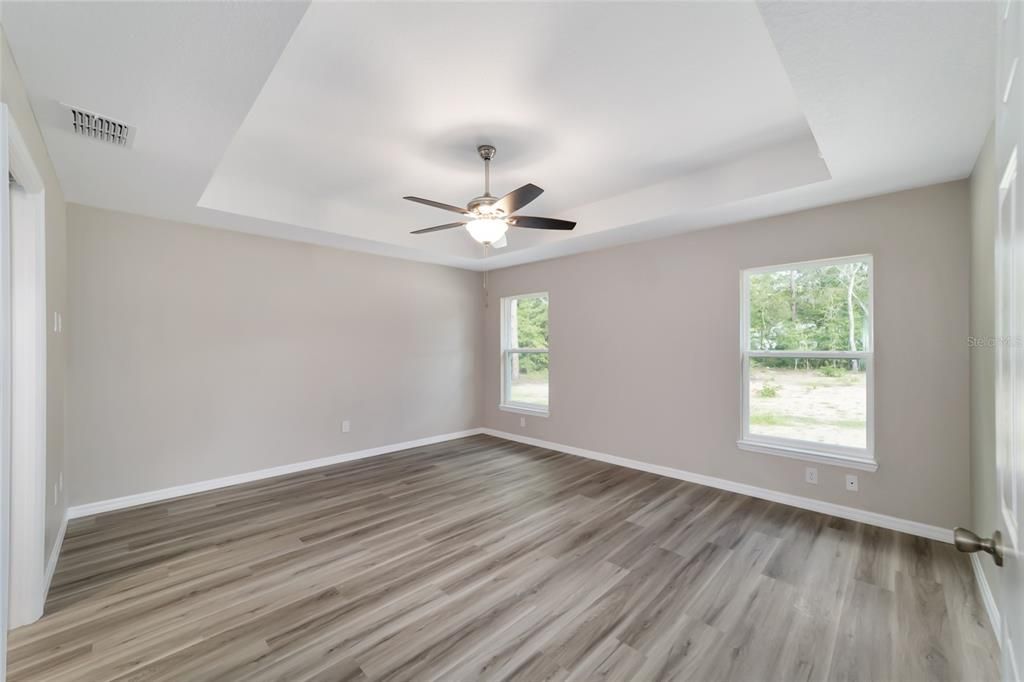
[745, 259, 871, 451]
[505, 294, 549, 409]
[748, 261, 870, 355]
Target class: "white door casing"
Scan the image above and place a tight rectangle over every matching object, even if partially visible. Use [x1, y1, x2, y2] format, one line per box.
[4, 108, 47, 631]
[0, 102, 10, 682]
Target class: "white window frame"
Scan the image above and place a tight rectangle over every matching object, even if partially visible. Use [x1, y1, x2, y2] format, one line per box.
[500, 292, 549, 417]
[737, 254, 877, 471]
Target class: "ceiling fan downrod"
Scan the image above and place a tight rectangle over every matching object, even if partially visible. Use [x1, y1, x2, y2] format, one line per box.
[478, 144, 496, 198]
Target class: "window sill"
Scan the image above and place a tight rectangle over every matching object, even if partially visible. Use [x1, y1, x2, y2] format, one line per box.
[499, 404, 549, 418]
[736, 439, 878, 472]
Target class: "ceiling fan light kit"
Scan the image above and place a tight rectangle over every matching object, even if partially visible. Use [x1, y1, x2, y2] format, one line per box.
[404, 144, 576, 248]
[465, 218, 508, 245]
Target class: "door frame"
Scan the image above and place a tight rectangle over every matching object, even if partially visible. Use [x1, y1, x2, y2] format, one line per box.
[3, 104, 48, 638]
[0, 102, 9, 682]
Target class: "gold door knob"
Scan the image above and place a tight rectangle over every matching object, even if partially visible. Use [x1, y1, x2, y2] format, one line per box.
[953, 527, 1004, 567]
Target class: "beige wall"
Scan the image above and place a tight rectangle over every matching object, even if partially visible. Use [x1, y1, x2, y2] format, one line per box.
[18, 77, 974, 534]
[970, 126, 1000, 600]
[484, 182, 972, 530]
[1, 29, 69, 558]
[66, 205, 483, 505]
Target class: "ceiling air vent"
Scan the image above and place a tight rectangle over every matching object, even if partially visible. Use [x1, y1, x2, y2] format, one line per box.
[63, 105, 135, 148]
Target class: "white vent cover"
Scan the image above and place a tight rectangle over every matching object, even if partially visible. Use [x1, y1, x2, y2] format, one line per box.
[62, 104, 135, 148]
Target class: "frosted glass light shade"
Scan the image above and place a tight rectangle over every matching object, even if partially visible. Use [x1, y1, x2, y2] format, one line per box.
[466, 218, 509, 245]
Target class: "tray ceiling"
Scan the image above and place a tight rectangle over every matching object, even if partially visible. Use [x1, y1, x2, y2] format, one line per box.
[2, 1, 994, 270]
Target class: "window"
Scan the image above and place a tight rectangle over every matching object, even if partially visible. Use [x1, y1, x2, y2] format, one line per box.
[501, 293, 549, 415]
[739, 255, 875, 470]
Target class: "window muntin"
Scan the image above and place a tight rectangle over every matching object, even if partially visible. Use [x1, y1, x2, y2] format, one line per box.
[501, 293, 549, 414]
[741, 256, 874, 464]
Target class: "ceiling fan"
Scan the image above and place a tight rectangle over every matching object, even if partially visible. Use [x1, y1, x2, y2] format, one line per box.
[404, 145, 576, 248]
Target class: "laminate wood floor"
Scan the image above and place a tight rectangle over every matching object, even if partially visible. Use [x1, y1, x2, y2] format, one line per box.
[8, 435, 1000, 681]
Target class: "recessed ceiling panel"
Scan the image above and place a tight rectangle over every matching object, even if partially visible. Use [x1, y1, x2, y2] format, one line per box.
[200, 0, 816, 259]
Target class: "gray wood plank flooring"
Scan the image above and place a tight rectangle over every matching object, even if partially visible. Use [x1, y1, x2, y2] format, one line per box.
[7, 435, 1000, 681]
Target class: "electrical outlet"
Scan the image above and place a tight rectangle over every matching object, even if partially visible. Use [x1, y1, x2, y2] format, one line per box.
[805, 467, 818, 485]
[520, 416, 526, 427]
[341, 420, 351, 433]
[845, 474, 859, 492]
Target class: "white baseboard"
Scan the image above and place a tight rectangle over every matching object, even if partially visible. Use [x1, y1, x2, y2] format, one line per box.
[67, 429, 485, 519]
[43, 511, 68, 600]
[64, 426, 952, 545]
[970, 552, 1002, 640]
[481, 429, 953, 543]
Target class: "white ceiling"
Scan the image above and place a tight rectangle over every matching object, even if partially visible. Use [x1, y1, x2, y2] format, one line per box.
[2, 1, 995, 271]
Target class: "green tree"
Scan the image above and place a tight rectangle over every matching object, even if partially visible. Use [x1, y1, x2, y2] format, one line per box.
[747, 262, 869, 369]
[514, 296, 548, 373]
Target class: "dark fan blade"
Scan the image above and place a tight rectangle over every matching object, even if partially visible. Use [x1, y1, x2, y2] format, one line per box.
[509, 216, 576, 231]
[411, 222, 466, 235]
[403, 196, 470, 215]
[493, 184, 543, 215]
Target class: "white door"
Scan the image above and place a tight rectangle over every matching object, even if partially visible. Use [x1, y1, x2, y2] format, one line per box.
[996, 0, 1024, 678]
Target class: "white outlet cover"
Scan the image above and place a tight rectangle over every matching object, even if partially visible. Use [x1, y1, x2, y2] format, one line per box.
[805, 467, 818, 484]
[845, 474, 859, 491]
[342, 420, 350, 433]
[520, 417, 526, 427]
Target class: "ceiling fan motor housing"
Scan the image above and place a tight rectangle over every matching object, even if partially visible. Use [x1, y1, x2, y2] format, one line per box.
[467, 195, 501, 214]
